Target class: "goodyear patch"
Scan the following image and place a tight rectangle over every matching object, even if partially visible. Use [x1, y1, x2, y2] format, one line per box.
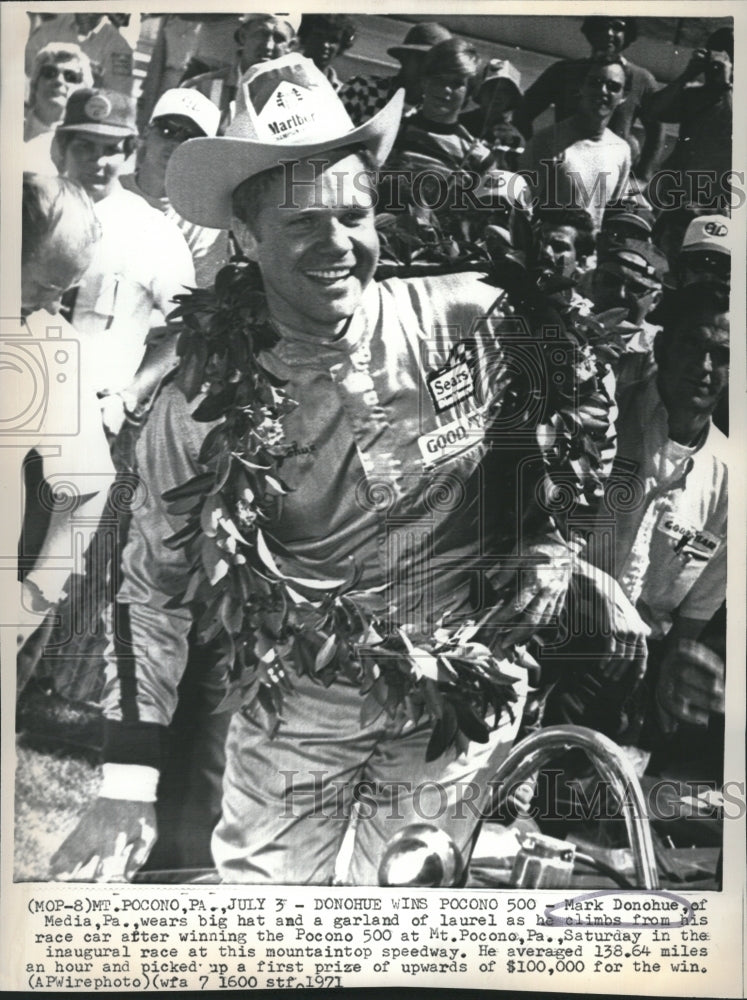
[418, 408, 485, 466]
[657, 513, 721, 563]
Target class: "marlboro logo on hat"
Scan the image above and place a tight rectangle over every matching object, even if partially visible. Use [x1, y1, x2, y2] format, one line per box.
[241, 59, 352, 144]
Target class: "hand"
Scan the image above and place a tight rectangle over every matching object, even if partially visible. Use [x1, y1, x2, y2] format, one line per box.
[488, 540, 573, 647]
[656, 638, 725, 728]
[100, 393, 128, 438]
[683, 48, 708, 81]
[571, 561, 649, 682]
[49, 798, 157, 882]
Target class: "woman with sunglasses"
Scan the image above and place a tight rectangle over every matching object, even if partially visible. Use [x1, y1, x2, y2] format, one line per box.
[25, 43, 93, 174]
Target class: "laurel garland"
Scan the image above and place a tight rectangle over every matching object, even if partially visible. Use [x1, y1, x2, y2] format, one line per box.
[163, 212, 628, 760]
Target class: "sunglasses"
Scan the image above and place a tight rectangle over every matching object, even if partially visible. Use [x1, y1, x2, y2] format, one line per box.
[152, 119, 203, 142]
[608, 20, 627, 31]
[39, 63, 84, 84]
[585, 76, 624, 94]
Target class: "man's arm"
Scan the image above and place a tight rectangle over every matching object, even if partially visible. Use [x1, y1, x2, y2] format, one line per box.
[152, 217, 196, 320]
[513, 62, 563, 141]
[49, 385, 211, 880]
[634, 74, 667, 181]
[654, 535, 727, 729]
[642, 51, 707, 123]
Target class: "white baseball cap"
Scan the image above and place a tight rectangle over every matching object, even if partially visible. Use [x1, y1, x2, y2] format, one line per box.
[681, 214, 731, 256]
[150, 88, 221, 138]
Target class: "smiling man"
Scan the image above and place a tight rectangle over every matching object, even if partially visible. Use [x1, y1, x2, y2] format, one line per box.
[521, 56, 632, 232]
[48, 55, 643, 886]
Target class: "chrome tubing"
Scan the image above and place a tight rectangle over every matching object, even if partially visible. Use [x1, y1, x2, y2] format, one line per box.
[483, 724, 659, 889]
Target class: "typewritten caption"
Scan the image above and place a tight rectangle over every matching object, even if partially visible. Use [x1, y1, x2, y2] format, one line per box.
[20, 889, 717, 991]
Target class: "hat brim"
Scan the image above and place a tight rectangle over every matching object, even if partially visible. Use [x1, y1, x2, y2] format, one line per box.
[167, 90, 404, 230]
[57, 123, 136, 138]
[597, 260, 661, 289]
[605, 213, 653, 233]
[479, 77, 521, 97]
[387, 44, 432, 59]
[681, 241, 730, 256]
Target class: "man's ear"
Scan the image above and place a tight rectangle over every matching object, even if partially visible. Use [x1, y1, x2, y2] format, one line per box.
[231, 215, 260, 262]
[50, 133, 65, 174]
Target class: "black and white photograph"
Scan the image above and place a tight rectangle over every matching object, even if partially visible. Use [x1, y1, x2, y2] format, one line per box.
[1, 4, 744, 993]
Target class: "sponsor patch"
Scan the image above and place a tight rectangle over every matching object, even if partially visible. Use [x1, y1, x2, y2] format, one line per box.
[427, 359, 475, 413]
[418, 409, 484, 466]
[84, 94, 112, 120]
[657, 514, 721, 563]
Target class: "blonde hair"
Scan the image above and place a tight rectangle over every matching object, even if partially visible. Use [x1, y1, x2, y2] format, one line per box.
[29, 43, 94, 108]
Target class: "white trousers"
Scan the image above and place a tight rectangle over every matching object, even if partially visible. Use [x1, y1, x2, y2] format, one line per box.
[212, 667, 527, 885]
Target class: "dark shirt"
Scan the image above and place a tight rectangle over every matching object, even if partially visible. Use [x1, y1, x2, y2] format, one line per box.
[392, 112, 493, 173]
[652, 85, 732, 176]
[644, 83, 732, 211]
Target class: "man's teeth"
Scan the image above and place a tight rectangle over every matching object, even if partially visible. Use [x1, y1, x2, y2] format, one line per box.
[306, 268, 352, 279]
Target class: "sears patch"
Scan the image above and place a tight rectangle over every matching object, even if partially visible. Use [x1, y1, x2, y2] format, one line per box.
[427, 359, 474, 412]
[427, 342, 477, 412]
[657, 513, 721, 564]
[418, 409, 484, 466]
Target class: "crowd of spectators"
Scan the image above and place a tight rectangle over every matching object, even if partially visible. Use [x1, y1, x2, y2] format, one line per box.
[16, 12, 733, 881]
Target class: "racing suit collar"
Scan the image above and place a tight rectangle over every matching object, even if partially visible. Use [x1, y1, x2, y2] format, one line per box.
[266, 281, 381, 367]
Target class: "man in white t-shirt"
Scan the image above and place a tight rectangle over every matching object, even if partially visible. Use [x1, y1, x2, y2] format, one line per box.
[521, 56, 631, 231]
[52, 87, 195, 433]
[595, 281, 729, 733]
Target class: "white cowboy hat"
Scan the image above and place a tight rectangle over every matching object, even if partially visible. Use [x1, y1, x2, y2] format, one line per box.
[167, 53, 404, 229]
